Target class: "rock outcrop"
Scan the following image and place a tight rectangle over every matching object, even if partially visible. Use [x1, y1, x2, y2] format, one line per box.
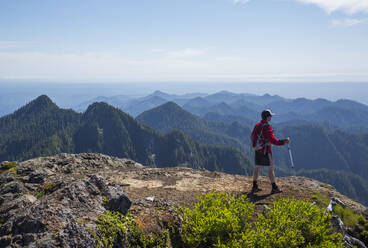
[0, 153, 139, 247]
[0, 153, 367, 247]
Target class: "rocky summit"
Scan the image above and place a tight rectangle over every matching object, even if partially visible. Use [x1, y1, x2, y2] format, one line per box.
[0, 153, 367, 247]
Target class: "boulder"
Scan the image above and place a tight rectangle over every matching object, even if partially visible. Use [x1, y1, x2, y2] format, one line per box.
[0, 181, 22, 195]
[105, 192, 132, 215]
[12, 215, 45, 234]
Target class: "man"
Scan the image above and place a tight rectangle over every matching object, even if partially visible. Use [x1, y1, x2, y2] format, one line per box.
[251, 109, 290, 194]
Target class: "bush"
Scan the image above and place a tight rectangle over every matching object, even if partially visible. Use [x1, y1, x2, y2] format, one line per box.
[177, 192, 344, 248]
[334, 204, 361, 228]
[177, 191, 255, 248]
[252, 198, 343, 248]
[93, 211, 169, 248]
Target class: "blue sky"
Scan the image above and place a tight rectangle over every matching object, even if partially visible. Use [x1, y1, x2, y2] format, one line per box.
[0, 0, 367, 83]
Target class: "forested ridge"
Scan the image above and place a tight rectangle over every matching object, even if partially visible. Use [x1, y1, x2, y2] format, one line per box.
[0, 95, 252, 176]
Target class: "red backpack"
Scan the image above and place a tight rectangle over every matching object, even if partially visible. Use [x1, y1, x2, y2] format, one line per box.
[251, 122, 268, 150]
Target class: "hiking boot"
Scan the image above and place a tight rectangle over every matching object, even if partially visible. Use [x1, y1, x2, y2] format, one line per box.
[271, 186, 282, 194]
[251, 186, 262, 193]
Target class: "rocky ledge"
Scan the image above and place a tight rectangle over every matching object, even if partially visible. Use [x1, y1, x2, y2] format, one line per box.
[0, 153, 367, 247]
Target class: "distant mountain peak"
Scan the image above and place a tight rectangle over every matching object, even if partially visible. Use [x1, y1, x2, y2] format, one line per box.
[151, 90, 173, 99]
[150, 101, 184, 113]
[33, 95, 55, 106]
[217, 90, 234, 95]
[15, 95, 58, 115]
[36, 94, 52, 101]
[84, 101, 116, 114]
[153, 90, 165, 94]
[137, 101, 199, 130]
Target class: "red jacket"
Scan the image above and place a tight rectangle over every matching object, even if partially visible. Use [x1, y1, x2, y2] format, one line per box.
[251, 120, 286, 154]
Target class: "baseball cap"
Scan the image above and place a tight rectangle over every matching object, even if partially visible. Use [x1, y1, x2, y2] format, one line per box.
[262, 109, 276, 119]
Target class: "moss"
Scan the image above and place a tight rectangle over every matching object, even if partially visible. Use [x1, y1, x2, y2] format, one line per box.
[77, 218, 87, 225]
[0, 161, 17, 175]
[102, 196, 108, 206]
[321, 184, 335, 190]
[155, 206, 165, 211]
[361, 230, 368, 243]
[0, 217, 5, 226]
[8, 167, 17, 175]
[35, 183, 57, 199]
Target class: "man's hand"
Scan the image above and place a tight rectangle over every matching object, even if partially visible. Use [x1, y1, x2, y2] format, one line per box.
[284, 137, 290, 144]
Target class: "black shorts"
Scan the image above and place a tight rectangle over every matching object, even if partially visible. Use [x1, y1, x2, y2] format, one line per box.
[255, 151, 272, 166]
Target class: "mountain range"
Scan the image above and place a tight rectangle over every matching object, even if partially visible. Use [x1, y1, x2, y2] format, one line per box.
[0, 95, 252, 175]
[2, 94, 368, 205]
[72, 90, 368, 132]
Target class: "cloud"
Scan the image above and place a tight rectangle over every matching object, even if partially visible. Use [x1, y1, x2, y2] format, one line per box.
[167, 48, 205, 58]
[296, 0, 368, 14]
[150, 48, 206, 58]
[0, 50, 367, 82]
[150, 48, 166, 53]
[233, 0, 250, 5]
[0, 50, 208, 82]
[331, 18, 367, 27]
[232, 0, 368, 15]
[0, 41, 31, 50]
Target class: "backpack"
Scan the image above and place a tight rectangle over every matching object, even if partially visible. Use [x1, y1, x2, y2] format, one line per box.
[251, 122, 268, 150]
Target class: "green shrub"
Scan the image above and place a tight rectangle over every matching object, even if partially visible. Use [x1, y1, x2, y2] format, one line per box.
[361, 230, 368, 243]
[177, 192, 344, 248]
[334, 205, 361, 228]
[311, 191, 363, 229]
[252, 198, 343, 248]
[177, 191, 255, 248]
[310, 191, 330, 208]
[358, 215, 367, 225]
[93, 211, 169, 248]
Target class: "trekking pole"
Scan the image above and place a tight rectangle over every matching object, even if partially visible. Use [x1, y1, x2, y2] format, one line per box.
[287, 143, 295, 169]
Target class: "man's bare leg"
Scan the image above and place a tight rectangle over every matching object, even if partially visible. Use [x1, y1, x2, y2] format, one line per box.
[268, 165, 275, 184]
[253, 165, 262, 182]
[267, 153, 282, 193]
[252, 165, 262, 192]
[267, 153, 276, 184]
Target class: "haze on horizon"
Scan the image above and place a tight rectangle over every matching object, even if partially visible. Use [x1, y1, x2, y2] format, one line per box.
[0, 0, 368, 83]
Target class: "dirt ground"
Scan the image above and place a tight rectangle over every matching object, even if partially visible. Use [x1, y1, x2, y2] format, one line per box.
[106, 166, 366, 233]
